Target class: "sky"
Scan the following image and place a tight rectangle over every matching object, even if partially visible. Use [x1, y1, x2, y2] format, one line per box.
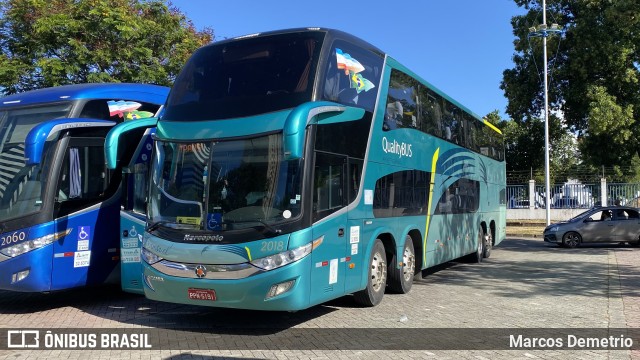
[169, 0, 526, 120]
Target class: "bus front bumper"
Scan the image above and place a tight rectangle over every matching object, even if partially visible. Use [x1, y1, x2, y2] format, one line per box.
[142, 256, 312, 311]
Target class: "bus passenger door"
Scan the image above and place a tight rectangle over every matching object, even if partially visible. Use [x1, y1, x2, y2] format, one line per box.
[51, 137, 119, 290]
[345, 158, 365, 294]
[310, 152, 348, 303]
[119, 131, 154, 294]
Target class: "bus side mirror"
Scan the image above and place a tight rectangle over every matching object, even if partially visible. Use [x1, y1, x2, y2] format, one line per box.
[25, 118, 116, 165]
[282, 102, 365, 160]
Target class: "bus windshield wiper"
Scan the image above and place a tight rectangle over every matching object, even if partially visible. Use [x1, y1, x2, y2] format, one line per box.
[146, 220, 173, 232]
[225, 219, 281, 236]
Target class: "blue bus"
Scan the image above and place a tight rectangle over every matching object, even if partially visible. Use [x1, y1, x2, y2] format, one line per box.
[0, 83, 168, 292]
[141, 28, 506, 310]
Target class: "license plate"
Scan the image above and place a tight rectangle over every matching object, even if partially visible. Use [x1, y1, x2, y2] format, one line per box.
[187, 288, 216, 301]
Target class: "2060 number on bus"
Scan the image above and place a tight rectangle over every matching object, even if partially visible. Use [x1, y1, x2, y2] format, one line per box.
[1, 231, 26, 246]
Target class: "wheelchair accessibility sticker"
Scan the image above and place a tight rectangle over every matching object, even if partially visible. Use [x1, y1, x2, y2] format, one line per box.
[77, 226, 91, 241]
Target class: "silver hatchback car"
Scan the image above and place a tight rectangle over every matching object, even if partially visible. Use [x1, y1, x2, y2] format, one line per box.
[543, 206, 640, 248]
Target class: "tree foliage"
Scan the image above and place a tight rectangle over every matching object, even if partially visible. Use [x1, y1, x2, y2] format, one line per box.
[501, 0, 640, 173]
[0, 0, 213, 95]
[493, 109, 577, 184]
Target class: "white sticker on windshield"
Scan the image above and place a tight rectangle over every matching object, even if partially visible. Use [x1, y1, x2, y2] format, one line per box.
[283, 210, 292, 219]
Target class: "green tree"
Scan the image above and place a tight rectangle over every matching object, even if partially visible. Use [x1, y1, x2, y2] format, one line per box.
[491, 109, 577, 184]
[0, 0, 213, 95]
[502, 0, 640, 175]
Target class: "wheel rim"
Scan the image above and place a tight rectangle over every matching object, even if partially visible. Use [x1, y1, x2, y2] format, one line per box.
[566, 233, 579, 247]
[402, 245, 415, 282]
[370, 250, 387, 292]
[485, 235, 492, 254]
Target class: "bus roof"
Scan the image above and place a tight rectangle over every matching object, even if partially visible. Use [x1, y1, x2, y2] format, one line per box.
[213, 27, 385, 58]
[210, 28, 494, 133]
[0, 83, 169, 108]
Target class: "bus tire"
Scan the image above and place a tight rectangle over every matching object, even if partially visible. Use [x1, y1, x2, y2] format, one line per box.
[387, 235, 415, 294]
[466, 228, 484, 263]
[354, 239, 387, 307]
[482, 232, 492, 258]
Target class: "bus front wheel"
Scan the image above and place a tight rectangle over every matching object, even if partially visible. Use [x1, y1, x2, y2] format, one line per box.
[354, 239, 387, 306]
[387, 235, 415, 294]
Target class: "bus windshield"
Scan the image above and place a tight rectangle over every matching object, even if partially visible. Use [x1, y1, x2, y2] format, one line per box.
[162, 31, 324, 121]
[0, 103, 72, 222]
[149, 133, 303, 234]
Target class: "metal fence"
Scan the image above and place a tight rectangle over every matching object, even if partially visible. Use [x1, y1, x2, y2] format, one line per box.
[507, 182, 640, 209]
[608, 183, 640, 207]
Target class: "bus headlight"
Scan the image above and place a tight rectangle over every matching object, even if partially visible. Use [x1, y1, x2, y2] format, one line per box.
[141, 247, 164, 265]
[0, 229, 70, 258]
[250, 241, 316, 271]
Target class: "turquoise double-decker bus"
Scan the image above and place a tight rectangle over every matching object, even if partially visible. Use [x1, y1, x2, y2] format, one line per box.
[141, 28, 506, 310]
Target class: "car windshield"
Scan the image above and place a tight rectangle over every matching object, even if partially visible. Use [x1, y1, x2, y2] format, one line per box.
[149, 133, 303, 234]
[568, 209, 595, 222]
[0, 103, 72, 221]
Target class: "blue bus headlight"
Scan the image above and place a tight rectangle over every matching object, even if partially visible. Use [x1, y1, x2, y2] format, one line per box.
[250, 242, 314, 271]
[0, 229, 70, 258]
[141, 247, 164, 265]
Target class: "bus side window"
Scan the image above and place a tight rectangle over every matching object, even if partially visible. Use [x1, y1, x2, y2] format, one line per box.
[79, 100, 110, 120]
[131, 162, 149, 214]
[79, 100, 162, 121]
[384, 70, 418, 131]
[55, 143, 109, 217]
[313, 152, 346, 222]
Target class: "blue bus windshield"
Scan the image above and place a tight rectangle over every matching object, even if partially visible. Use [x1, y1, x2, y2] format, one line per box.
[0, 103, 72, 222]
[162, 32, 325, 121]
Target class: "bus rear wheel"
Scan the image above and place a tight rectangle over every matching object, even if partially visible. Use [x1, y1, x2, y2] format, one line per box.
[387, 235, 415, 294]
[354, 239, 387, 306]
[483, 232, 492, 258]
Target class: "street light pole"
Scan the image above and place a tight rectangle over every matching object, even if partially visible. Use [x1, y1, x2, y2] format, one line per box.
[543, 0, 551, 226]
[528, 0, 561, 226]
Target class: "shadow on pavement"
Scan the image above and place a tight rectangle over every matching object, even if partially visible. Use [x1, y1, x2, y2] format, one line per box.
[412, 237, 640, 300]
[0, 236, 636, 334]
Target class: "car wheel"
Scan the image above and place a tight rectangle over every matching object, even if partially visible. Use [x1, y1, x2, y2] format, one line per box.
[387, 236, 415, 294]
[562, 232, 581, 248]
[354, 239, 387, 306]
